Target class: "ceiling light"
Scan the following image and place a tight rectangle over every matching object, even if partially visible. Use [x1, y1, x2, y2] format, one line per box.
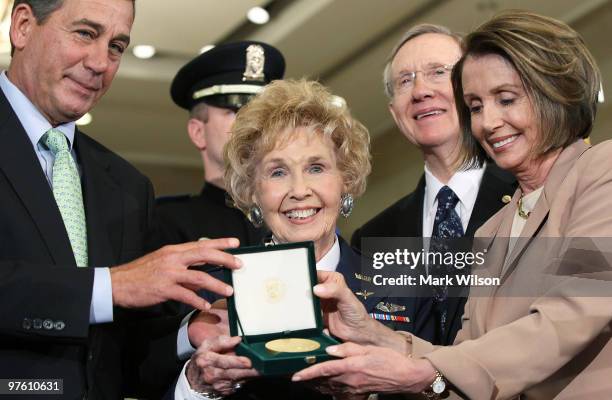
[76, 113, 92, 126]
[247, 6, 269, 25]
[132, 45, 156, 59]
[199, 45, 215, 54]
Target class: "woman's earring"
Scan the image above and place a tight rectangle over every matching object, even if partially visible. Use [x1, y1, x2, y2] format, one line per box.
[248, 205, 264, 227]
[340, 194, 354, 218]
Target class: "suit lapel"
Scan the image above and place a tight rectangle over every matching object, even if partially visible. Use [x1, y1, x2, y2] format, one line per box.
[500, 140, 590, 281]
[0, 92, 75, 266]
[500, 190, 548, 278]
[473, 200, 512, 259]
[399, 175, 425, 237]
[466, 164, 516, 237]
[470, 202, 514, 333]
[336, 238, 382, 311]
[75, 132, 123, 267]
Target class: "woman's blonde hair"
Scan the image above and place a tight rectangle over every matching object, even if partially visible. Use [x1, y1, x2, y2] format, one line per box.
[452, 10, 602, 168]
[224, 79, 371, 215]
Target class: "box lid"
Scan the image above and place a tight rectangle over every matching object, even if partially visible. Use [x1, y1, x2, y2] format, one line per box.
[225, 241, 324, 341]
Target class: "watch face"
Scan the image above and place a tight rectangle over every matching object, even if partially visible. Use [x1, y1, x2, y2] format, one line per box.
[432, 379, 446, 394]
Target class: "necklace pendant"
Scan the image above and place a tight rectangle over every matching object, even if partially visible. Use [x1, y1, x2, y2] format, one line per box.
[517, 197, 531, 219]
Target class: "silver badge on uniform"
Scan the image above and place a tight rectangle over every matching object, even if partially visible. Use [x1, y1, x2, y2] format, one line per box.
[375, 302, 406, 313]
[243, 44, 265, 82]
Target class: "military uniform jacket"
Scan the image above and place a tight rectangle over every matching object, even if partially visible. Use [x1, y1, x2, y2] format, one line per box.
[155, 183, 267, 247]
[336, 236, 436, 343]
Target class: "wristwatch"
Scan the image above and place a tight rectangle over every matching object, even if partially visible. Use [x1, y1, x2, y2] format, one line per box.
[188, 386, 224, 400]
[422, 370, 446, 399]
[185, 360, 224, 400]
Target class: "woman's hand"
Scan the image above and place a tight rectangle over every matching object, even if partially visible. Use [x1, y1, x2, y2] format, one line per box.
[315, 271, 408, 353]
[292, 342, 437, 395]
[186, 335, 259, 396]
[315, 271, 374, 343]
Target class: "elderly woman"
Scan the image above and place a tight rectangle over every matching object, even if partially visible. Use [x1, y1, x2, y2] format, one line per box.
[293, 10, 612, 399]
[175, 80, 430, 399]
[224, 78, 369, 263]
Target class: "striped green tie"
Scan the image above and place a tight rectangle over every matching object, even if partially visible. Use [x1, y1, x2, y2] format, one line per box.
[43, 129, 88, 267]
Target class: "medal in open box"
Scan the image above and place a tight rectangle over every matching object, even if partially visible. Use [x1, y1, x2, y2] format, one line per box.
[225, 241, 339, 375]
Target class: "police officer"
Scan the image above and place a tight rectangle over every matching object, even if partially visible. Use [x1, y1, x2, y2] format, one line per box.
[156, 41, 285, 247]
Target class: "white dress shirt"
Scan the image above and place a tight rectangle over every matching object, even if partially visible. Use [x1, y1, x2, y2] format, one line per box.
[422, 163, 486, 237]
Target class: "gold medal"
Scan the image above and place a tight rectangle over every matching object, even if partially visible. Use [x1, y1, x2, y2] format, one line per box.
[265, 338, 320, 353]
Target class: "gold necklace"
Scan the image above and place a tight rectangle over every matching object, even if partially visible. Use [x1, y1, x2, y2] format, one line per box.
[517, 195, 531, 219]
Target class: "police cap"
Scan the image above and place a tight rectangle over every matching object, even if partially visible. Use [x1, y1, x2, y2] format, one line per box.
[170, 41, 285, 111]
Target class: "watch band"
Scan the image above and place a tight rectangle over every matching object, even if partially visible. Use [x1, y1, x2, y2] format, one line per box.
[188, 386, 224, 400]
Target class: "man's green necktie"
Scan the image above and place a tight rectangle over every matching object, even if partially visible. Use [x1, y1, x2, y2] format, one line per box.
[43, 129, 88, 267]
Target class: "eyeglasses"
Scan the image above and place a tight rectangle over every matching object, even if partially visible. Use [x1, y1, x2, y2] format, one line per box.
[392, 64, 454, 95]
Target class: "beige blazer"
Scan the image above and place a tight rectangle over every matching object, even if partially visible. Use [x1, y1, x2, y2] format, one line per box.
[406, 139, 612, 399]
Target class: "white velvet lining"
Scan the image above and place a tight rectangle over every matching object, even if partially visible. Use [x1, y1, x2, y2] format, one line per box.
[232, 247, 317, 335]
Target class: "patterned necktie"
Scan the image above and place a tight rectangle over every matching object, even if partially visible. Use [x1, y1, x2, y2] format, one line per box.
[43, 129, 88, 267]
[431, 185, 464, 342]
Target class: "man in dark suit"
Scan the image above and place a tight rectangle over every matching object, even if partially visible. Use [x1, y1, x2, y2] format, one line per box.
[155, 41, 286, 249]
[0, 1, 242, 398]
[351, 24, 515, 346]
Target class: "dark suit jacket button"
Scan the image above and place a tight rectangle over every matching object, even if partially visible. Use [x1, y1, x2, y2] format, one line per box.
[54, 320, 66, 331]
[43, 319, 54, 330]
[22, 318, 32, 330]
[87, 352, 94, 361]
[33, 318, 42, 329]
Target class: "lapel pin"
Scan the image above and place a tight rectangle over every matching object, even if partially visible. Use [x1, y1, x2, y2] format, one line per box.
[354, 273, 372, 282]
[355, 290, 374, 300]
[502, 195, 512, 204]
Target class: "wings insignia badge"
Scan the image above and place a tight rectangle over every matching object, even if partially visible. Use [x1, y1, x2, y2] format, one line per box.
[355, 290, 374, 300]
[375, 301, 406, 313]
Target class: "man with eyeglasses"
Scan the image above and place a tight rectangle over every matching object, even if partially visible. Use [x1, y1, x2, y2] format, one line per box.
[351, 24, 515, 346]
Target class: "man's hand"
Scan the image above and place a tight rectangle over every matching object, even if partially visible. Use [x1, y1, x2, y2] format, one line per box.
[292, 342, 437, 395]
[110, 238, 241, 311]
[188, 299, 229, 348]
[187, 335, 259, 396]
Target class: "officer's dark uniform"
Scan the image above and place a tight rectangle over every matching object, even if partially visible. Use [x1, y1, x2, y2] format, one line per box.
[155, 41, 285, 248]
[156, 184, 264, 247]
